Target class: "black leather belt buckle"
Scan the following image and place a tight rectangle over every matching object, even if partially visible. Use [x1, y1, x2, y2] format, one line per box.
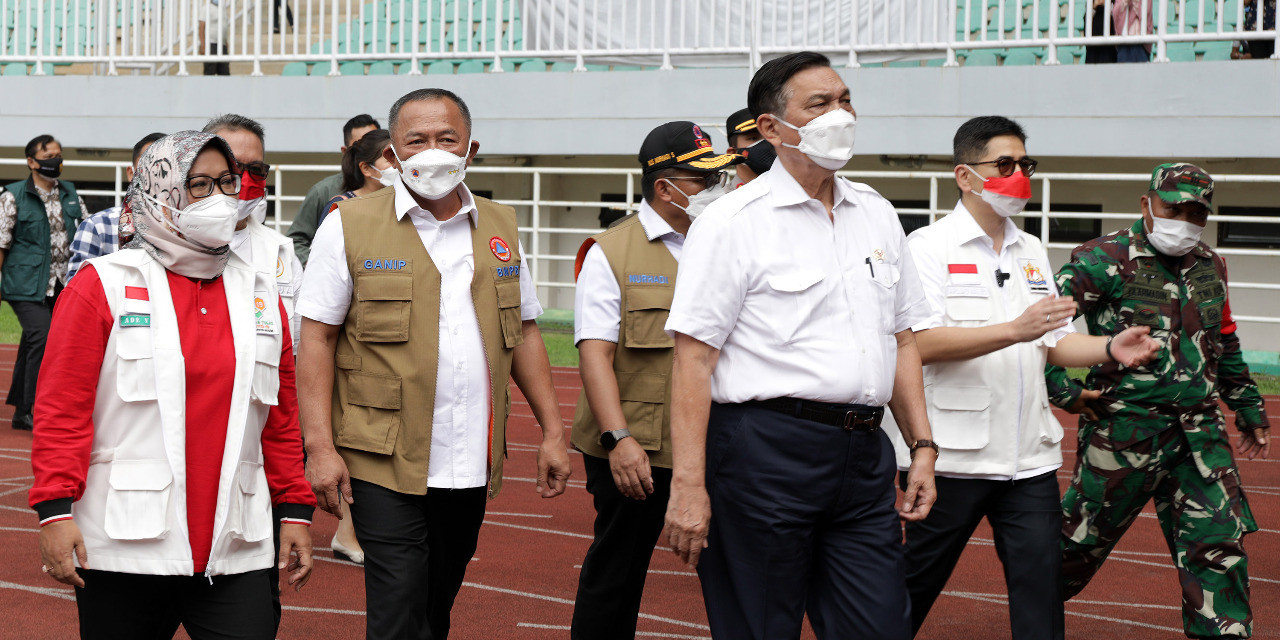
[842, 410, 878, 432]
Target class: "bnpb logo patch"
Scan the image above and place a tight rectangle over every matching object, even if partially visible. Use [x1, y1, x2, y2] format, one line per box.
[490, 236, 512, 262]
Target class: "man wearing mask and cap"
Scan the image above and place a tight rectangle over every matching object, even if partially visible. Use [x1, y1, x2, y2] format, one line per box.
[1046, 163, 1269, 639]
[884, 116, 1160, 639]
[724, 108, 773, 187]
[664, 51, 936, 639]
[569, 121, 740, 640]
[297, 88, 572, 640]
[203, 114, 304, 348]
[0, 134, 89, 431]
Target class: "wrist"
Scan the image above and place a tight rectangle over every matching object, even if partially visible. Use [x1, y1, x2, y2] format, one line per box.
[1105, 334, 1117, 362]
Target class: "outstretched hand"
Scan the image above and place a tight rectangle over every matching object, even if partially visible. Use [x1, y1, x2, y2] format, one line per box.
[1109, 326, 1160, 368]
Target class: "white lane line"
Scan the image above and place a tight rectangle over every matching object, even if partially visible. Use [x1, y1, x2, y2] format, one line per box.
[0, 449, 32, 454]
[516, 623, 709, 639]
[0, 579, 75, 601]
[503, 476, 588, 489]
[942, 592, 1183, 633]
[483, 519, 593, 540]
[283, 605, 365, 616]
[969, 537, 1170, 558]
[0, 475, 33, 482]
[573, 564, 696, 577]
[311, 554, 363, 568]
[464, 581, 711, 631]
[0, 486, 30, 497]
[0, 454, 32, 462]
[486, 512, 553, 518]
[1071, 599, 1182, 611]
[0, 503, 31, 513]
[0, 526, 37, 533]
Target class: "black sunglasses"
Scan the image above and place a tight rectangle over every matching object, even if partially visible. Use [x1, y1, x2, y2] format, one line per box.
[237, 161, 272, 180]
[969, 156, 1038, 178]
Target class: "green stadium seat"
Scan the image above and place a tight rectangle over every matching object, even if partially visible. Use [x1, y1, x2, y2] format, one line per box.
[1195, 40, 1235, 60]
[492, 59, 517, 72]
[518, 60, 547, 72]
[3, 63, 28, 75]
[340, 61, 367, 75]
[1166, 42, 1198, 62]
[395, 61, 417, 74]
[960, 48, 1006, 65]
[282, 62, 310, 76]
[549, 61, 576, 71]
[611, 64, 642, 71]
[456, 59, 485, 73]
[426, 60, 456, 74]
[368, 61, 396, 74]
[885, 60, 921, 68]
[1004, 47, 1040, 65]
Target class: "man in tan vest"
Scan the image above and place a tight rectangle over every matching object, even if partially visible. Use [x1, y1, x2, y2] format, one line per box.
[295, 88, 572, 640]
[569, 121, 741, 639]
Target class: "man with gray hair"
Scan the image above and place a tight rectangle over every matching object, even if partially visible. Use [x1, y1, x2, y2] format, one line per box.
[296, 88, 572, 639]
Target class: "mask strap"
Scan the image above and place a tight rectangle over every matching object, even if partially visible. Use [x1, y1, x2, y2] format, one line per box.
[962, 165, 988, 183]
[659, 178, 691, 212]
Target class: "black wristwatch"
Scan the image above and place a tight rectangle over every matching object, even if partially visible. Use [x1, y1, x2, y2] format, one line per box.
[599, 428, 632, 451]
[910, 439, 940, 457]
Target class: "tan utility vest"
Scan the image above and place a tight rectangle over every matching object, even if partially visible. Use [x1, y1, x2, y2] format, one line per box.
[570, 214, 677, 468]
[333, 188, 525, 498]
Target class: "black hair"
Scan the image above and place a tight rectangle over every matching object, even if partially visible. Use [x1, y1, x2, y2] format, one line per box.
[132, 132, 167, 165]
[952, 116, 1027, 166]
[202, 113, 266, 144]
[388, 88, 472, 138]
[24, 134, 57, 159]
[341, 129, 392, 192]
[343, 114, 381, 147]
[747, 51, 832, 119]
[640, 168, 678, 205]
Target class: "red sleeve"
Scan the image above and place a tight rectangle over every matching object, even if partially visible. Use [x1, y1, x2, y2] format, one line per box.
[261, 298, 317, 513]
[29, 265, 114, 508]
[1219, 260, 1237, 335]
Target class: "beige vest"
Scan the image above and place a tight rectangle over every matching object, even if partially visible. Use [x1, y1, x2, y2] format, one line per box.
[570, 214, 677, 468]
[333, 189, 524, 497]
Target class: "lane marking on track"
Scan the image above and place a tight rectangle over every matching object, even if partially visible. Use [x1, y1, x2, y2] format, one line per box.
[486, 512, 553, 518]
[0, 454, 32, 462]
[463, 581, 711, 631]
[483, 519, 593, 540]
[0, 503, 31, 513]
[970, 538, 1170, 558]
[0, 526, 37, 533]
[0, 580, 75, 601]
[0, 486, 30, 497]
[0, 449, 32, 454]
[573, 564, 696, 577]
[312, 554, 363, 568]
[516, 623, 709, 639]
[942, 591, 1183, 633]
[503, 476, 588, 489]
[282, 604, 365, 616]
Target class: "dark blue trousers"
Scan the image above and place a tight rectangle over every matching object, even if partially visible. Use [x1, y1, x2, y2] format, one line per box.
[697, 403, 911, 640]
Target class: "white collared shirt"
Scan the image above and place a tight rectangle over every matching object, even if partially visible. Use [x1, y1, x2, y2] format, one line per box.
[665, 159, 928, 406]
[298, 178, 542, 489]
[574, 201, 684, 344]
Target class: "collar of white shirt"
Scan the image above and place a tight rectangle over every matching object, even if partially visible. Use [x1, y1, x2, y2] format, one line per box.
[392, 176, 480, 228]
[636, 200, 681, 241]
[952, 201, 1022, 253]
[763, 158, 856, 212]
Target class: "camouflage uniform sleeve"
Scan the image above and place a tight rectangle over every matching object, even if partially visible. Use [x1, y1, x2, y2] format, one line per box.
[1216, 307, 1270, 433]
[1046, 364, 1083, 410]
[1045, 245, 1113, 410]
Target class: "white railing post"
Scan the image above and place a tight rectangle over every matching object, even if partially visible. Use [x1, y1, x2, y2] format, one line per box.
[660, 0, 673, 70]
[1155, 0, 1170, 61]
[328, 0, 339, 75]
[107, 0, 118, 75]
[929, 176, 939, 223]
[177, 0, 190, 76]
[531, 171, 542, 288]
[34, 0, 46, 75]
[946, 0, 959, 66]
[574, 0, 586, 71]
[750, 0, 762, 73]
[252, 0, 263, 75]
[114, 165, 124, 208]
[848, 0, 861, 67]
[272, 166, 283, 232]
[1040, 178, 1051, 245]
[1046, 0, 1061, 64]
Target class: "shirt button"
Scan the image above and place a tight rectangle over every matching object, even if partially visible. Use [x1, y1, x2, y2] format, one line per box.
[200, 308, 207, 315]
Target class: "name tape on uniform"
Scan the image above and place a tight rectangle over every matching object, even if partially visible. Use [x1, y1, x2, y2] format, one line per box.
[495, 265, 520, 278]
[628, 274, 669, 284]
[363, 259, 407, 271]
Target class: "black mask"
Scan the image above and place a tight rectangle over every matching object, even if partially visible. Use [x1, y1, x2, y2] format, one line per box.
[741, 140, 776, 176]
[34, 156, 62, 179]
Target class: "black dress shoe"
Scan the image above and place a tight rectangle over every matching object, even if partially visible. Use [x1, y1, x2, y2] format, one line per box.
[11, 412, 33, 431]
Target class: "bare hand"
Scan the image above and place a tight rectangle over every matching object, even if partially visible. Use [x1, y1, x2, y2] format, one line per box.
[665, 480, 711, 568]
[608, 437, 654, 500]
[1108, 326, 1160, 367]
[536, 432, 572, 498]
[1012, 296, 1076, 343]
[305, 448, 352, 518]
[278, 522, 313, 592]
[1067, 388, 1103, 421]
[1236, 427, 1271, 460]
[899, 452, 936, 522]
[39, 520, 88, 588]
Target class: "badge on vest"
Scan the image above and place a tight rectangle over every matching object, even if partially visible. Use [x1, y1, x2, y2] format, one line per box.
[947, 263, 982, 287]
[490, 236, 512, 262]
[119, 314, 150, 327]
[1019, 259, 1051, 294]
[276, 257, 285, 278]
[254, 293, 279, 335]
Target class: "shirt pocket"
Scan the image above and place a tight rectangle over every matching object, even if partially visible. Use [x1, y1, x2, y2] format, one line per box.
[229, 460, 272, 542]
[104, 460, 173, 540]
[115, 329, 158, 402]
[926, 385, 991, 451]
[623, 286, 675, 349]
[616, 371, 667, 451]
[764, 269, 826, 344]
[354, 273, 412, 342]
[495, 278, 525, 349]
[337, 369, 403, 456]
[251, 333, 281, 406]
[870, 262, 902, 334]
[944, 296, 993, 324]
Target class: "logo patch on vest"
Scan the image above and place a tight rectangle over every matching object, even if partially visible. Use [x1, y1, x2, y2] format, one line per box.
[254, 294, 278, 335]
[119, 314, 150, 327]
[495, 265, 520, 278]
[362, 259, 407, 271]
[1019, 259, 1051, 294]
[490, 237, 512, 262]
[276, 257, 285, 278]
[628, 274, 669, 284]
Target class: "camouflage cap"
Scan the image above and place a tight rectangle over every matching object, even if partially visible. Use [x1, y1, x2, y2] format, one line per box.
[1149, 162, 1214, 210]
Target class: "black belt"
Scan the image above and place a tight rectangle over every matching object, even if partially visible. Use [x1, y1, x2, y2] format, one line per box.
[751, 398, 884, 432]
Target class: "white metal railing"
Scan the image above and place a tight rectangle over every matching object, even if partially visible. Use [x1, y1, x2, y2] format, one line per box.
[3, 157, 1278, 324]
[0, 0, 1273, 76]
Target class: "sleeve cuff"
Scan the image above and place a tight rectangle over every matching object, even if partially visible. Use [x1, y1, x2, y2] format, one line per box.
[277, 503, 315, 525]
[35, 498, 73, 525]
[1234, 406, 1270, 432]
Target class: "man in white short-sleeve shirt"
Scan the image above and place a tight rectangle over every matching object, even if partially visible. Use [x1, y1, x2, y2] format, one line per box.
[661, 51, 938, 640]
[886, 116, 1159, 640]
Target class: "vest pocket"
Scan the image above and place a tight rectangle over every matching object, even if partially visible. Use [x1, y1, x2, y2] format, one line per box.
[945, 296, 992, 323]
[616, 371, 666, 451]
[104, 460, 172, 540]
[927, 385, 991, 450]
[115, 330, 158, 402]
[252, 334, 281, 406]
[495, 279, 524, 348]
[355, 274, 412, 342]
[337, 371, 403, 455]
[624, 286, 675, 349]
[231, 461, 272, 542]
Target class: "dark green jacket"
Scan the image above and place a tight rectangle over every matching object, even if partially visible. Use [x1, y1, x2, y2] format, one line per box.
[2, 178, 81, 301]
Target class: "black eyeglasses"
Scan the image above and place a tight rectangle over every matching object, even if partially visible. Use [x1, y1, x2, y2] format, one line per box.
[969, 156, 1038, 178]
[667, 171, 730, 190]
[187, 173, 241, 198]
[237, 161, 272, 180]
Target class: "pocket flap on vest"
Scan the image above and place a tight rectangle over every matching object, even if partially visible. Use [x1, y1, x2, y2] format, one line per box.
[348, 371, 402, 410]
[932, 386, 991, 411]
[115, 331, 153, 360]
[616, 371, 666, 403]
[108, 461, 173, 491]
[626, 286, 674, 311]
[356, 274, 413, 301]
[496, 279, 522, 309]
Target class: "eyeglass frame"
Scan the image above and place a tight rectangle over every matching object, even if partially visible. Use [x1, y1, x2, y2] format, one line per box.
[237, 160, 272, 180]
[185, 172, 242, 198]
[967, 156, 1038, 178]
[664, 170, 730, 191]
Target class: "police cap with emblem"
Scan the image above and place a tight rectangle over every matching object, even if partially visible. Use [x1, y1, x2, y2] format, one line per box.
[639, 121, 743, 175]
[725, 108, 757, 147]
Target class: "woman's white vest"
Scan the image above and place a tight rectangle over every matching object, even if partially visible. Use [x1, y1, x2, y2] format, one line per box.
[887, 206, 1064, 477]
[243, 220, 299, 344]
[73, 248, 284, 576]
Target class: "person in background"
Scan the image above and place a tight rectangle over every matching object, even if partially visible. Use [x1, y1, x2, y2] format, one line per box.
[724, 108, 765, 188]
[198, 0, 231, 76]
[322, 129, 395, 222]
[0, 134, 88, 432]
[289, 114, 381, 265]
[1085, 0, 1118, 64]
[1112, 0, 1153, 62]
[1233, 0, 1277, 59]
[68, 132, 166, 280]
[30, 131, 315, 638]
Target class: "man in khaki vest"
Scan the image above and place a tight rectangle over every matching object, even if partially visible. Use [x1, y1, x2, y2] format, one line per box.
[296, 88, 572, 640]
[570, 121, 741, 639]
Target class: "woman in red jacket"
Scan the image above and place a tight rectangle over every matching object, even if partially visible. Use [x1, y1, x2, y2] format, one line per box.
[30, 131, 316, 640]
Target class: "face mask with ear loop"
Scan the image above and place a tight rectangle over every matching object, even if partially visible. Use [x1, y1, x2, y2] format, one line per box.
[773, 108, 857, 171]
[662, 179, 729, 220]
[391, 144, 469, 200]
[964, 165, 1032, 218]
[1145, 204, 1205, 256]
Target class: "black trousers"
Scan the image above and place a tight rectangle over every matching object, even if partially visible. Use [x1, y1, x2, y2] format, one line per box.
[571, 453, 672, 640]
[7, 291, 58, 416]
[74, 569, 275, 640]
[697, 403, 911, 640]
[900, 472, 1064, 640]
[350, 479, 487, 640]
[203, 43, 229, 76]
[271, 0, 294, 28]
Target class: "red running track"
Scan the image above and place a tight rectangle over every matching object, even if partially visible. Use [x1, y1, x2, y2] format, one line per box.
[0, 352, 1276, 639]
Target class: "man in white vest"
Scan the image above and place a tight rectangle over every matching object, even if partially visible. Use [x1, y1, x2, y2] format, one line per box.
[885, 116, 1159, 639]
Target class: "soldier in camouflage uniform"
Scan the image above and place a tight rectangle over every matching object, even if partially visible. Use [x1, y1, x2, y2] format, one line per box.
[1045, 163, 1271, 639]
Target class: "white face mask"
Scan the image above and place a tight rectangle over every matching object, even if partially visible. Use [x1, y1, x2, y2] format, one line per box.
[145, 193, 240, 248]
[376, 166, 398, 187]
[237, 197, 267, 224]
[391, 144, 469, 200]
[663, 179, 728, 220]
[1146, 213, 1204, 257]
[775, 108, 857, 171]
